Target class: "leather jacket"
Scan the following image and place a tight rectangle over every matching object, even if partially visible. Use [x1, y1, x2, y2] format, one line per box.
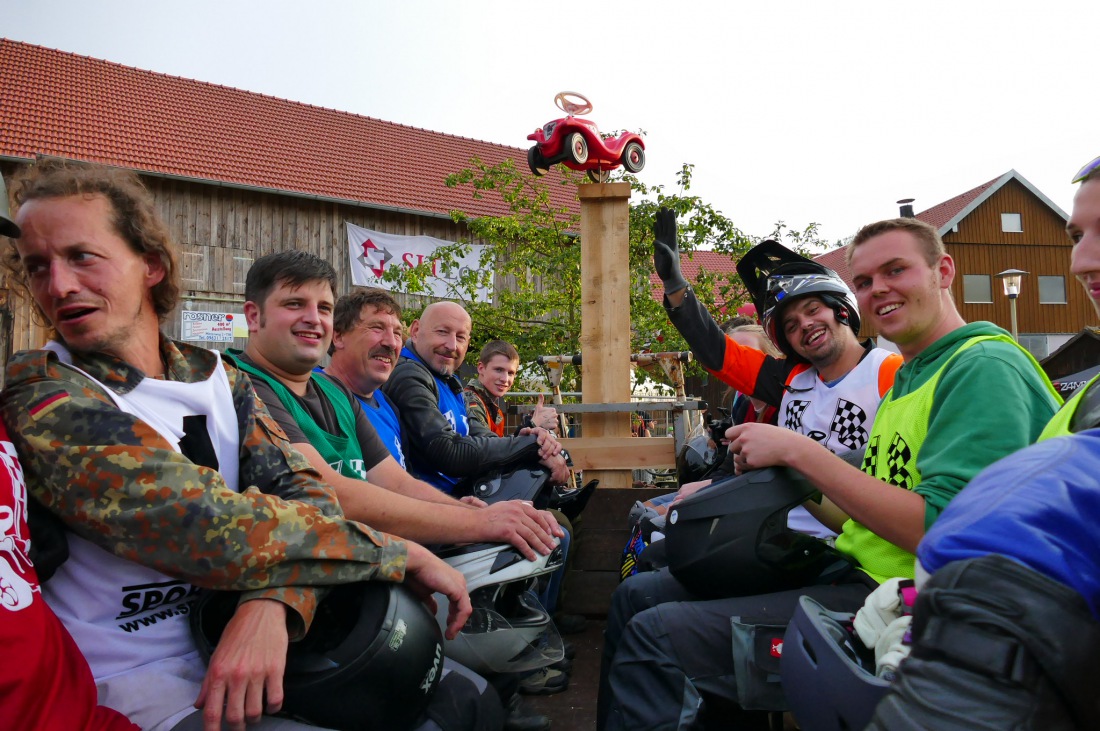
[382, 349, 542, 487]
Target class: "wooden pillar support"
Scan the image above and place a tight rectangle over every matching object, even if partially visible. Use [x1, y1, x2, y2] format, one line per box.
[578, 183, 632, 489]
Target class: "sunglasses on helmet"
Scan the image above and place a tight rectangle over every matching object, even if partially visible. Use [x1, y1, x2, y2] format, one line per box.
[1072, 155, 1100, 184]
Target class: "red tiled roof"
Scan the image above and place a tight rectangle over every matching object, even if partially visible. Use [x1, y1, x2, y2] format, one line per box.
[0, 39, 578, 219]
[913, 175, 1000, 230]
[814, 172, 1008, 291]
[648, 250, 740, 302]
[812, 246, 853, 289]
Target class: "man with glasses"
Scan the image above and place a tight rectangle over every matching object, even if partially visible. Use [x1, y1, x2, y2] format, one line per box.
[598, 212, 1061, 730]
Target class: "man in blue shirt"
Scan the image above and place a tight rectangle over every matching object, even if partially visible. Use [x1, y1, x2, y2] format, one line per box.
[324, 288, 409, 468]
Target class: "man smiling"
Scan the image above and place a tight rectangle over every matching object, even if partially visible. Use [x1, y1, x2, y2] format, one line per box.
[383, 301, 570, 494]
[324, 288, 408, 467]
[464, 340, 558, 437]
[598, 215, 1060, 730]
[654, 216, 902, 538]
[234, 252, 562, 561]
[861, 158, 1100, 731]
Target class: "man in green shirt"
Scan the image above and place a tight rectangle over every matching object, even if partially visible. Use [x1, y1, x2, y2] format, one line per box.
[599, 216, 1060, 730]
[857, 155, 1100, 731]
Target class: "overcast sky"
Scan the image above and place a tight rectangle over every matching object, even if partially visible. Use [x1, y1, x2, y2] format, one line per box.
[6, 0, 1097, 246]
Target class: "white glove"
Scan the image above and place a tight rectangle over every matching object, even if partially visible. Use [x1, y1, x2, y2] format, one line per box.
[853, 577, 906, 649]
[874, 615, 912, 679]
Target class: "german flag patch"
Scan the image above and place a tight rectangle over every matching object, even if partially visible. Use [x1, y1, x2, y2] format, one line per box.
[29, 391, 71, 421]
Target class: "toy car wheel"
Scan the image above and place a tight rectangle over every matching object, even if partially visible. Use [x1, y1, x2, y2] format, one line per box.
[568, 133, 589, 165]
[587, 170, 609, 184]
[528, 146, 550, 177]
[622, 142, 645, 173]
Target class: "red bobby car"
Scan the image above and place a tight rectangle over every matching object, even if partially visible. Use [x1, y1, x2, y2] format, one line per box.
[527, 92, 645, 183]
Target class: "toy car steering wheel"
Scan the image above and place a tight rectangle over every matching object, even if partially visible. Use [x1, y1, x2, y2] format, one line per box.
[555, 91, 593, 116]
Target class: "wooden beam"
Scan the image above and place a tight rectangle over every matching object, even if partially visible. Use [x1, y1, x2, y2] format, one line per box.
[561, 437, 676, 470]
[578, 183, 633, 488]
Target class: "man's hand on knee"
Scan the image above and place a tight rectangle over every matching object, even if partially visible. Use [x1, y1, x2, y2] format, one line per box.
[196, 598, 288, 731]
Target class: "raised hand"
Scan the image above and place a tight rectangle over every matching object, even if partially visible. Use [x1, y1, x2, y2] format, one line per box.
[653, 208, 690, 295]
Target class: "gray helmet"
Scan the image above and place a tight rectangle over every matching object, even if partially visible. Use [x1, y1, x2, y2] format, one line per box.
[433, 541, 565, 674]
[736, 240, 859, 361]
[782, 595, 891, 731]
[1, 176, 20, 238]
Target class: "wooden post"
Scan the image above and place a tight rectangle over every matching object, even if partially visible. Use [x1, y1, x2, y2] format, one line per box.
[578, 183, 632, 488]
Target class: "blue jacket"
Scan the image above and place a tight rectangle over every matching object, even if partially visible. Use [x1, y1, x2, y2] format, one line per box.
[918, 429, 1100, 620]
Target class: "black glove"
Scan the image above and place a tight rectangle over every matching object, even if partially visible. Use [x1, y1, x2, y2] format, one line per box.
[653, 208, 690, 296]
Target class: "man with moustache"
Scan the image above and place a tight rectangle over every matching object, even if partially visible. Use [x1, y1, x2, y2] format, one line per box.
[323, 287, 409, 466]
[861, 156, 1100, 731]
[232, 253, 562, 562]
[0, 159, 482, 731]
[318, 287, 562, 730]
[598, 214, 1060, 730]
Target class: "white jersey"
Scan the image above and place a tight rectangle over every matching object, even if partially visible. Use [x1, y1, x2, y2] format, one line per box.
[780, 348, 896, 539]
[41, 342, 240, 730]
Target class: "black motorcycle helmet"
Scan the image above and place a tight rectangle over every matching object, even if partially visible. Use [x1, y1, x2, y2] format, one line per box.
[464, 453, 595, 522]
[736, 240, 860, 361]
[467, 465, 551, 506]
[676, 433, 716, 485]
[191, 581, 444, 730]
[664, 456, 858, 599]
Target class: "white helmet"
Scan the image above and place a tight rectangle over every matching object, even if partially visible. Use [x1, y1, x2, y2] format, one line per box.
[433, 540, 565, 674]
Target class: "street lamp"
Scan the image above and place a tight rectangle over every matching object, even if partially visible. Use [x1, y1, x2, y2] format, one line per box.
[995, 269, 1028, 342]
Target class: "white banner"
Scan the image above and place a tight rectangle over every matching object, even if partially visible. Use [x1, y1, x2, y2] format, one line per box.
[346, 223, 491, 301]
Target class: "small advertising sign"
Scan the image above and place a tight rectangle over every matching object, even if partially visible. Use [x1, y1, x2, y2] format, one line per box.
[181, 311, 240, 343]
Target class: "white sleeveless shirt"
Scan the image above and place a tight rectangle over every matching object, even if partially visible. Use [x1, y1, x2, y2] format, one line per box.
[41, 342, 240, 692]
[780, 348, 895, 538]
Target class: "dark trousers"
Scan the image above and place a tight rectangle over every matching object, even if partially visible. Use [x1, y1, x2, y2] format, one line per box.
[598, 568, 874, 731]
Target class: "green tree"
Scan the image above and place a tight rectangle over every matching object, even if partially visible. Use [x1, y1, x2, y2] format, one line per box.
[380, 159, 819, 385]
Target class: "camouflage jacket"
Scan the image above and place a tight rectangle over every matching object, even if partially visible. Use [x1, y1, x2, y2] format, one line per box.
[0, 335, 407, 637]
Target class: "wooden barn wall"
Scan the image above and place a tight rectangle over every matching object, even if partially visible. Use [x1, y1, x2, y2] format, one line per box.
[1, 169, 478, 360]
[947, 242, 1090, 335]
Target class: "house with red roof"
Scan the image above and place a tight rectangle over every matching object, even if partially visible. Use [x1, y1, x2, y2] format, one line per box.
[814, 170, 1085, 359]
[0, 39, 579, 355]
